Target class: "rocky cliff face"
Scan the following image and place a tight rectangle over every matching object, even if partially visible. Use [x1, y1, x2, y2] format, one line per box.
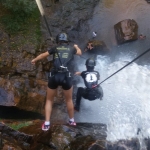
[0, 0, 100, 117]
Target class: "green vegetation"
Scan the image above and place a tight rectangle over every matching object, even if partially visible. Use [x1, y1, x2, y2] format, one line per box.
[0, 0, 37, 34]
[0, 0, 42, 52]
[7, 121, 32, 130]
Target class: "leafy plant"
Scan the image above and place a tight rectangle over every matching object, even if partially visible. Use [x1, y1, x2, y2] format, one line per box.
[0, 0, 36, 15]
[0, 0, 38, 34]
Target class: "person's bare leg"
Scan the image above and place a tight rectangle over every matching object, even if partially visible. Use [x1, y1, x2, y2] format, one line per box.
[63, 86, 74, 119]
[45, 87, 57, 121]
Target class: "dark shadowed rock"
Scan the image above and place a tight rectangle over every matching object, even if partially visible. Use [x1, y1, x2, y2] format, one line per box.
[0, 122, 32, 149]
[114, 19, 138, 45]
[0, 77, 67, 120]
[144, 137, 150, 150]
[106, 138, 140, 150]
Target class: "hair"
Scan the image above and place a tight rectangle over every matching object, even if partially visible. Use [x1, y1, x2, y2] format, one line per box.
[58, 41, 69, 45]
[86, 66, 94, 71]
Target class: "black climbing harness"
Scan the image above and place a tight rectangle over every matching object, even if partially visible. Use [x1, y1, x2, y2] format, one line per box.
[54, 48, 68, 72]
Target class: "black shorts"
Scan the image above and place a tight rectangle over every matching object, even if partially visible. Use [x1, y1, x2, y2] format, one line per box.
[48, 71, 72, 90]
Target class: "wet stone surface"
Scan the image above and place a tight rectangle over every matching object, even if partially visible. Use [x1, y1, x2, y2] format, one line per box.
[1, 121, 149, 150]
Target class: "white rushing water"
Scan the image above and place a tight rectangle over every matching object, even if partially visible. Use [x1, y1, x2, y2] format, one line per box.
[75, 0, 150, 147]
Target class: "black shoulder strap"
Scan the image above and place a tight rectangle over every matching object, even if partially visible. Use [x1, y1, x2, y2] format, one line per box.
[55, 47, 63, 66]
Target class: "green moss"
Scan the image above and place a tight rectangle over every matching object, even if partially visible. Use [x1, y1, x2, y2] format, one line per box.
[8, 121, 32, 130]
[0, 1, 42, 51]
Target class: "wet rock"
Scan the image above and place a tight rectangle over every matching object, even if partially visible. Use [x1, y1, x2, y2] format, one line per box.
[83, 40, 109, 59]
[88, 143, 105, 150]
[0, 77, 47, 112]
[44, 0, 100, 43]
[114, 19, 138, 45]
[106, 138, 140, 150]
[0, 121, 144, 150]
[19, 122, 107, 150]
[0, 77, 68, 121]
[0, 122, 32, 150]
[144, 137, 150, 150]
[85, 40, 109, 52]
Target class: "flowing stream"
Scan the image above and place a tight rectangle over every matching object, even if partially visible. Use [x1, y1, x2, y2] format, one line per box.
[74, 0, 150, 148]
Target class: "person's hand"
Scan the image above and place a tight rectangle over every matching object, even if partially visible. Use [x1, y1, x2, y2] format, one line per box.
[74, 44, 78, 48]
[74, 72, 81, 75]
[31, 59, 36, 65]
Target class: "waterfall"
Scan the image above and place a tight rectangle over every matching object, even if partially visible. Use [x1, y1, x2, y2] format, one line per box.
[74, 0, 150, 148]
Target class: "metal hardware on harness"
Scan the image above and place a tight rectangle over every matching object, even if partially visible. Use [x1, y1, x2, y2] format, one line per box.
[54, 66, 68, 72]
[49, 72, 52, 77]
[68, 72, 71, 77]
[60, 66, 67, 69]
[49, 72, 54, 77]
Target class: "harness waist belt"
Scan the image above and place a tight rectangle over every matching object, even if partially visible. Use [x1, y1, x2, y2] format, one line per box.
[54, 67, 68, 72]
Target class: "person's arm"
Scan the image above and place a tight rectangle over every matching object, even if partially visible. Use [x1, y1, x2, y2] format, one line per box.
[74, 72, 81, 76]
[74, 44, 82, 55]
[31, 51, 49, 64]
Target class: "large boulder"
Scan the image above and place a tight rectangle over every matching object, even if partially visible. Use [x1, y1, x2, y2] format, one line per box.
[114, 19, 138, 45]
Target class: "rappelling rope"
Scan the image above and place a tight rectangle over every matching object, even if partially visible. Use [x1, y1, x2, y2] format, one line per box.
[35, 0, 53, 38]
[35, 0, 65, 67]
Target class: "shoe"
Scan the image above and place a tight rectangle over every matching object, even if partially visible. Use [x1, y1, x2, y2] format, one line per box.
[69, 120, 76, 126]
[42, 123, 50, 131]
[74, 105, 80, 112]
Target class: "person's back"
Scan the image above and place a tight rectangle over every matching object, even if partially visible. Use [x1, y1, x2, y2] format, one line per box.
[81, 68, 99, 89]
[51, 44, 76, 69]
[81, 68, 101, 100]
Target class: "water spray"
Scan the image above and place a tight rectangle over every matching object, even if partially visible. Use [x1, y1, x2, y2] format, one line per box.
[98, 48, 150, 86]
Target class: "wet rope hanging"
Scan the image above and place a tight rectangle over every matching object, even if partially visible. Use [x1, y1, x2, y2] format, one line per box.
[98, 48, 150, 85]
[35, 0, 53, 38]
[35, 0, 64, 66]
